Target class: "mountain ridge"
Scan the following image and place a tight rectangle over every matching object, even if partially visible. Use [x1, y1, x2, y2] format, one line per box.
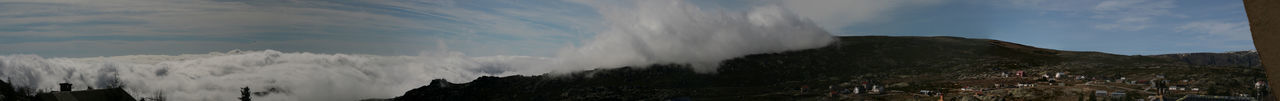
[390, 36, 1265, 100]
[328, 36, 1257, 100]
[1149, 51, 1260, 68]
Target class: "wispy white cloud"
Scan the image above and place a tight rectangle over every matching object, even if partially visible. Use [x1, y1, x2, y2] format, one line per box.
[1001, 0, 1178, 31]
[778, 0, 943, 33]
[0, 0, 602, 57]
[1089, 0, 1176, 31]
[0, 40, 442, 57]
[1177, 21, 1252, 40]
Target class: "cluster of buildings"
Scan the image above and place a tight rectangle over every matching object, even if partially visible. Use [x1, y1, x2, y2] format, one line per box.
[799, 80, 888, 98]
[800, 68, 1272, 100]
[978, 69, 1271, 100]
[1093, 90, 1127, 99]
[33, 83, 136, 101]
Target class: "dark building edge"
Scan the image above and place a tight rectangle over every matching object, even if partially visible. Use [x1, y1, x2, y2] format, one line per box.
[1245, 0, 1280, 100]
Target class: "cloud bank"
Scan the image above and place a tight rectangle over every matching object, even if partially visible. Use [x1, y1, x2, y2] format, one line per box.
[1, 50, 551, 101]
[0, 0, 833, 100]
[553, 0, 834, 73]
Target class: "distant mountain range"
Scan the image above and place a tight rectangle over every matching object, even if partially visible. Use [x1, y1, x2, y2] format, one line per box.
[1150, 51, 1260, 68]
[388, 36, 1266, 100]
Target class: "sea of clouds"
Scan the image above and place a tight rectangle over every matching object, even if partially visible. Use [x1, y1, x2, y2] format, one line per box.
[1, 50, 554, 100]
[0, 0, 833, 100]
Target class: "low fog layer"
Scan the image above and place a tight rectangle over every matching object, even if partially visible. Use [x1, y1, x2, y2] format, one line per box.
[0, 0, 833, 100]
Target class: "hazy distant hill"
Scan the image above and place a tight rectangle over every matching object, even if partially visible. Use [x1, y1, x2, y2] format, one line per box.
[1150, 51, 1260, 68]
[386, 36, 1265, 100]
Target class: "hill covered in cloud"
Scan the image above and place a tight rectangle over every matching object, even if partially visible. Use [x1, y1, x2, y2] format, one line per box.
[551, 0, 833, 73]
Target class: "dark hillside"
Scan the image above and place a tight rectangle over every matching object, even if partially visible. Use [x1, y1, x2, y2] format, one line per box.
[392, 36, 1264, 100]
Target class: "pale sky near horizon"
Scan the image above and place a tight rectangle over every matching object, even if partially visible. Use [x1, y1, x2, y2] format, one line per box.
[0, 0, 1254, 57]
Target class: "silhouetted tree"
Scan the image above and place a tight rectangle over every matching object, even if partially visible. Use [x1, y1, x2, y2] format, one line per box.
[104, 74, 125, 88]
[240, 87, 250, 101]
[1, 79, 36, 100]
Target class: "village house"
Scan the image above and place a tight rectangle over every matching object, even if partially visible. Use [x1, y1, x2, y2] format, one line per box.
[1111, 92, 1126, 98]
[1255, 81, 1267, 89]
[1095, 90, 1108, 97]
[868, 85, 883, 94]
[852, 87, 859, 94]
[918, 90, 933, 96]
[1054, 72, 1064, 78]
[1015, 71, 1024, 77]
[34, 83, 136, 101]
[1016, 83, 1035, 87]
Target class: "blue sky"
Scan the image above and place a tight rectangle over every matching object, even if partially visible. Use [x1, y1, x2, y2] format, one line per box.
[0, 0, 1254, 57]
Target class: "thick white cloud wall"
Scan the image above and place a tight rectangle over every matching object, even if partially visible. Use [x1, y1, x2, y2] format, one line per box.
[0, 50, 550, 101]
[553, 0, 834, 73]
